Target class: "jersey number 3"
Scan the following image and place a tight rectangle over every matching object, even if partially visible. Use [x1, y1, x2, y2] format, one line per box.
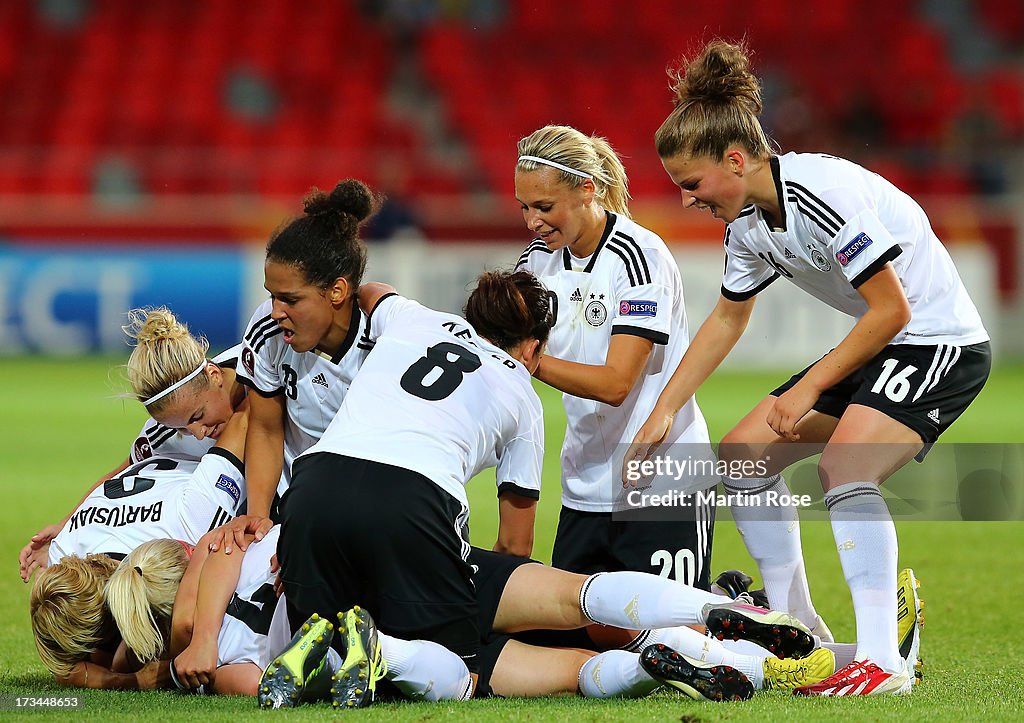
[400, 342, 482, 401]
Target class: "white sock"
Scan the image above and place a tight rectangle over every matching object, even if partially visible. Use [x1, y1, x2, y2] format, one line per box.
[725, 475, 819, 628]
[577, 650, 660, 699]
[377, 632, 472, 701]
[643, 626, 766, 689]
[825, 482, 902, 672]
[821, 641, 858, 669]
[579, 571, 722, 628]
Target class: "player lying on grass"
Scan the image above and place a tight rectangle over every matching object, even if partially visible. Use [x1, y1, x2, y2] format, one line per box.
[105, 523, 835, 707]
[19, 308, 250, 582]
[27, 411, 246, 687]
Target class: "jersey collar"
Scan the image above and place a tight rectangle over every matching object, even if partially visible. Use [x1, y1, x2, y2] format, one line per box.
[758, 156, 788, 233]
[562, 211, 616, 273]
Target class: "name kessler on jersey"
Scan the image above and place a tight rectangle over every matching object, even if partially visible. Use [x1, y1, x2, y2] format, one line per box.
[68, 501, 163, 531]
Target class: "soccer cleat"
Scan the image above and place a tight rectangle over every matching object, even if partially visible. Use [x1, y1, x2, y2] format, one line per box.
[763, 647, 836, 690]
[712, 569, 753, 599]
[258, 613, 335, 709]
[330, 606, 387, 709]
[702, 601, 814, 659]
[712, 570, 770, 609]
[897, 568, 924, 682]
[640, 643, 753, 702]
[793, 659, 913, 696]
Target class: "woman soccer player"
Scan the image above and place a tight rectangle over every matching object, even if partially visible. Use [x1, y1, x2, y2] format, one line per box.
[514, 125, 717, 586]
[277, 268, 552, 693]
[19, 308, 247, 580]
[628, 40, 989, 696]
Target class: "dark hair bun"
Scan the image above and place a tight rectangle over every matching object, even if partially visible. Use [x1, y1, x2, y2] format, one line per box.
[303, 179, 374, 223]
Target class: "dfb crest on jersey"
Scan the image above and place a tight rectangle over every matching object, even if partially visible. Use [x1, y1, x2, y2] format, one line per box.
[809, 247, 832, 272]
[585, 299, 607, 327]
[242, 347, 255, 377]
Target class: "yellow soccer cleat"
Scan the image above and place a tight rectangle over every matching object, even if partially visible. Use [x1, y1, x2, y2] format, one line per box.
[258, 613, 335, 709]
[763, 647, 836, 690]
[897, 568, 924, 683]
[330, 606, 387, 709]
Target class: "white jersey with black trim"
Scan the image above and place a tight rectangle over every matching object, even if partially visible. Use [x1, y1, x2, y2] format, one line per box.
[235, 299, 373, 490]
[48, 449, 245, 565]
[517, 211, 714, 511]
[129, 344, 244, 464]
[216, 525, 281, 668]
[721, 152, 988, 346]
[302, 295, 545, 510]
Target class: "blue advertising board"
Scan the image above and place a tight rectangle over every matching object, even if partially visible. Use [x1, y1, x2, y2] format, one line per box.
[0, 245, 247, 354]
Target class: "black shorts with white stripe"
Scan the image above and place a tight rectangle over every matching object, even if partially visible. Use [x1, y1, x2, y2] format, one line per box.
[550, 505, 715, 590]
[772, 341, 991, 454]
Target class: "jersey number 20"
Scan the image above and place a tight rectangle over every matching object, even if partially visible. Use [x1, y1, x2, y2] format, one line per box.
[400, 342, 482, 401]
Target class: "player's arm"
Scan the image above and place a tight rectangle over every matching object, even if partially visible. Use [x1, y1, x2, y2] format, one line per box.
[767, 264, 910, 439]
[494, 491, 537, 558]
[57, 659, 172, 690]
[172, 534, 251, 689]
[20, 456, 132, 582]
[357, 282, 398, 316]
[624, 294, 754, 475]
[168, 530, 221, 656]
[534, 334, 653, 406]
[241, 390, 286, 521]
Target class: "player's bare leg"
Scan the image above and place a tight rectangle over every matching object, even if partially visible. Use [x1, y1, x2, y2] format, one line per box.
[492, 563, 812, 659]
[489, 640, 596, 696]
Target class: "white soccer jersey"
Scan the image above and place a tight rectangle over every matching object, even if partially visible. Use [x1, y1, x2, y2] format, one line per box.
[129, 345, 244, 464]
[216, 525, 281, 668]
[235, 300, 373, 489]
[721, 153, 988, 346]
[48, 450, 244, 565]
[517, 212, 715, 511]
[302, 295, 545, 509]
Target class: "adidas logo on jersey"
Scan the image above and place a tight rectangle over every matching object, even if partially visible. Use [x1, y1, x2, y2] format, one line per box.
[311, 373, 329, 388]
[569, 288, 583, 302]
[784, 248, 797, 260]
[927, 408, 940, 424]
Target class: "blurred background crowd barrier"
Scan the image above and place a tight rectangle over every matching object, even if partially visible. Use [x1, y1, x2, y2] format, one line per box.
[0, 0, 1020, 362]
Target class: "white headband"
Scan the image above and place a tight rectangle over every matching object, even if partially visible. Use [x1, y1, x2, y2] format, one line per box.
[518, 155, 593, 179]
[142, 359, 209, 407]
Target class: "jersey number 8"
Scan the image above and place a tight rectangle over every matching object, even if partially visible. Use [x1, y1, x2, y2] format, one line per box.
[400, 342, 482, 401]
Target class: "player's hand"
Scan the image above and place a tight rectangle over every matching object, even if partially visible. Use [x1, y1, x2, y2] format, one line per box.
[622, 409, 674, 487]
[20, 523, 61, 582]
[270, 554, 283, 597]
[766, 383, 819, 441]
[136, 659, 173, 690]
[173, 640, 218, 689]
[207, 515, 272, 554]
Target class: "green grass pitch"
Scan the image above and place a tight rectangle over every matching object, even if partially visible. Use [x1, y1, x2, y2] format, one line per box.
[1, 357, 1021, 721]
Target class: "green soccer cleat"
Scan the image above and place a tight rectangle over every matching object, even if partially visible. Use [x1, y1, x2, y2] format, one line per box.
[897, 568, 924, 683]
[640, 643, 753, 702]
[763, 647, 836, 690]
[702, 600, 815, 659]
[330, 606, 387, 709]
[258, 613, 335, 709]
